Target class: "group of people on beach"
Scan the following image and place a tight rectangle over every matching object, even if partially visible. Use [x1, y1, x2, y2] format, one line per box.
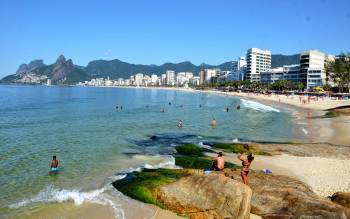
[210, 150, 254, 185]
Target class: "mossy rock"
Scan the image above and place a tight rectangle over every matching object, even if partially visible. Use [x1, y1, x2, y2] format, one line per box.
[323, 111, 338, 118]
[175, 143, 204, 156]
[112, 168, 189, 208]
[208, 142, 271, 156]
[175, 156, 239, 170]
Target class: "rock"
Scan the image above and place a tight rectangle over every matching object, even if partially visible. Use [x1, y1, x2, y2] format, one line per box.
[157, 174, 252, 219]
[330, 192, 350, 208]
[52, 55, 74, 81]
[16, 60, 45, 75]
[27, 59, 45, 70]
[221, 169, 350, 219]
[16, 64, 29, 75]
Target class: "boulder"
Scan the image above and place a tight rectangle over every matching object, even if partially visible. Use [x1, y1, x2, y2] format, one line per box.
[221, 169, 350, 219]
[157, 174, 252, 219]
[330, 192, 350, 208]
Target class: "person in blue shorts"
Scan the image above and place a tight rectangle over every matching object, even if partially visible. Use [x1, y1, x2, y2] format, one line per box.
[49, 155, 59, 175]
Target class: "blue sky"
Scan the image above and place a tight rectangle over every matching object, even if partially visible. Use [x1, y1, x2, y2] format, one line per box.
[1, 0, 350, 78]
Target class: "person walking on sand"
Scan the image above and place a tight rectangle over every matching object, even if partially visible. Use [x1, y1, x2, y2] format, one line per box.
[211, 152, 224, 171]
[211, 118, 217, 128]
[238, 153, 254, 185]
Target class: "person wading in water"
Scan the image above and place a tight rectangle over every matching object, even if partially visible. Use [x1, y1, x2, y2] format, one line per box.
[238, 153, 254, 185]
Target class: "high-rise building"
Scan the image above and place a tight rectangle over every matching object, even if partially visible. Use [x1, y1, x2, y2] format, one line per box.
[166, 70, 175, 85]
[199, 69, 220, 84]
[134, 73, 143, 86]
[230, 57, 247, 81]
[246, 48, 271, 82]
[260, 64, 300, 84]
[151, 74, 158, 85]
[161, 74, 166, 85]
[299, 50, 334, 89]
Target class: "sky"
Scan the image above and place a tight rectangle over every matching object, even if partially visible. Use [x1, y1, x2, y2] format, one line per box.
[1, 0, 350, 78]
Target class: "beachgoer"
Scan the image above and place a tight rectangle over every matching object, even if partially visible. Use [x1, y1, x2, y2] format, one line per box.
[168, 102, 171, 105]
[237, 105, 241, 110]
[178, 120, 183, 128]
[199, 104, 202, 108]
[211, 118, 217, 128]
[211, 152, 224, 171]
[116, 106, 119, 109]
[238, 153, 254, 185]
[120, 106, 123, 110]
[50, 155, 59, 175]
[226, 107, 229, 112]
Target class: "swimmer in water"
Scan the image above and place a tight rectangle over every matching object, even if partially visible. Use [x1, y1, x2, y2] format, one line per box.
[211, 118, 217, 128]
[49, 155, 59, 175]
[116, 106, 119, 110]
[199, 104, 202, 108]
[168, 102, 171, 105]
[236, 105, 241, 110]
[178, 120, 183, 128]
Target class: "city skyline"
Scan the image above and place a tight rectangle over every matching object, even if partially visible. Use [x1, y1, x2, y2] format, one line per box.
[1, 0, 350, 78]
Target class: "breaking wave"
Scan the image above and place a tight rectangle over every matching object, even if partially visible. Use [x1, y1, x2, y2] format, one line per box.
[240, 99, 280, 113]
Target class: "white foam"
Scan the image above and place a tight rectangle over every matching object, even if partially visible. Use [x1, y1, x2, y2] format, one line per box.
[9, 185, 107, 208]
[232, 138, 239, 143]
[302, 128, 308, 135]
[240, 99, 280, 113]
[144, 155, 180, 169]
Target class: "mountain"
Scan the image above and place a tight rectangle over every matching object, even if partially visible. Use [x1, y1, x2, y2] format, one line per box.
[1, 55, 90, 85]
[83, 60, 230, 79]
[16, 59, 46, 74]
[1, 54, 300, 84]
[271, 54, 299, 68]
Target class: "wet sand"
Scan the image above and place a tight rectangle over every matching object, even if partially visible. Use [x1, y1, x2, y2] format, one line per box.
[23, 202, 184, 219]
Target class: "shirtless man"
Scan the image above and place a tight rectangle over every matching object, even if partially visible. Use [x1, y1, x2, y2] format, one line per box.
[211, 118, 217, 128]
[49, 155, 59, 175]
[211, 152, 224, 171]
[238, 153, 254, 185]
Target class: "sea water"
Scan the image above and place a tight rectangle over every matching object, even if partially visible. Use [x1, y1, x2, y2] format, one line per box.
[0, 85, 302, 218]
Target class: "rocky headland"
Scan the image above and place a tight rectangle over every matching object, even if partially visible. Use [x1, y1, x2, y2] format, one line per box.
[112, 142, 350, 219]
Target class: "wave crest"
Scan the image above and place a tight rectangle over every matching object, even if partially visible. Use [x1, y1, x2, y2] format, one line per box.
[241, 99, 280, 112]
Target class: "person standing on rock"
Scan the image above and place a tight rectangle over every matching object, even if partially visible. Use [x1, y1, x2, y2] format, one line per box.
[238, 153, 254, 185]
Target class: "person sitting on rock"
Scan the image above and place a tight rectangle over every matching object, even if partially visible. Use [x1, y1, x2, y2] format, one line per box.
[238, 153, 254, 185]
[211, 152, 224, 171]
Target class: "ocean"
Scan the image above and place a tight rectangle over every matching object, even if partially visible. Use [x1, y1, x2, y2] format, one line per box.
[0, 85, 303, 218]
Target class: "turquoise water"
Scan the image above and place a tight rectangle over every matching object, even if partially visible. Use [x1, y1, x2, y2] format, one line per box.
[0, 85, 302, 217]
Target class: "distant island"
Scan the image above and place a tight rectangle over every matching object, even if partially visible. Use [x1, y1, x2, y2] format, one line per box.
[0, 54, 299, 85]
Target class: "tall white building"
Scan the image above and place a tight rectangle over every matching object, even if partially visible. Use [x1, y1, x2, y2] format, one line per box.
[230, 57, 247, 81]
[161, 74, 166, 85]
[134, 73, 144, 86]
[299, 50, 334, 89]
[246, 48, 271, 82]
[151, 74, 158, 85]
[166, 70, 175, 85]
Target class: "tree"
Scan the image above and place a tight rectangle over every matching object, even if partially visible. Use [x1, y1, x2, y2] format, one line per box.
[326, 53, 350, 93]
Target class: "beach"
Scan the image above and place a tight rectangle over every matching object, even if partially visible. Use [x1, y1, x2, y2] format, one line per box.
[1, 85, 350, 218]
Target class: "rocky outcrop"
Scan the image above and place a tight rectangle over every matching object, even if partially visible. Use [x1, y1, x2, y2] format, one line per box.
[16, 59, 45, 75]
[52, 55, 74, 81]
[221, 169, 350, 218]
[157, 174, 252, 219]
